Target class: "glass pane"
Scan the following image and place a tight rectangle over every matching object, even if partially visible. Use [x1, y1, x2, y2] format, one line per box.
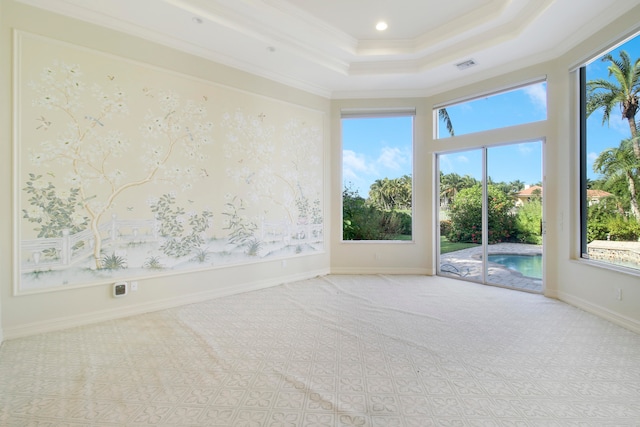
[439, 149, 483, 281]
[584, 35, 640, 272]
[436, 82, 547, 139]
[342, 116, 413, 241]
[487, 142, 543, 291]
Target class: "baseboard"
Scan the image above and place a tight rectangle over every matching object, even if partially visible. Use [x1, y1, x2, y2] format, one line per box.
[330, 267, 434, 275]
[555, 290, 640, 334]
[4, 268, 329, 340]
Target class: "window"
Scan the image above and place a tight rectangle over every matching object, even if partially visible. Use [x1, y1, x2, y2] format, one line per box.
[341, 110, 414, 241]
[435, 81, 547, 139]
[579, 32, 640, 272]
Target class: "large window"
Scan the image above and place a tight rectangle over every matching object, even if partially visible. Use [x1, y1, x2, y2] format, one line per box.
[435, 81, 547, 139]
[341, 110, 414, 241]
[580, 32, 640, 273]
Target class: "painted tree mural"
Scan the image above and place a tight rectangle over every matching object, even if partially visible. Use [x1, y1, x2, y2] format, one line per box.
[16, 33, 324, 292]
[26, 61, 214, 269]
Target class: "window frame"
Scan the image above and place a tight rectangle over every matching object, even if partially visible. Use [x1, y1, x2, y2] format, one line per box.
[340, 109, 416, 242]
[434, 78, 548, 140]
[577, 31, 640, 276]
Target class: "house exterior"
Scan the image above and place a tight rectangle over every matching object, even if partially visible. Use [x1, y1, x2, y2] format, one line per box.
[515, 186, 612, 207]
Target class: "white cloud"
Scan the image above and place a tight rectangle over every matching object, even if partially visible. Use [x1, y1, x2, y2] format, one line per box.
[343, 149, 369, 173]
[456, 155, 469, 163]
[377, 146, 406, 170]
[524, 82, 547, 110]
[342, 149, 378, 186]
[518, 143, 533, 155]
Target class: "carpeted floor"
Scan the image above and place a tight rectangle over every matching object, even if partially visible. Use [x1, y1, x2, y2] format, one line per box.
[1, 274, 639, 426]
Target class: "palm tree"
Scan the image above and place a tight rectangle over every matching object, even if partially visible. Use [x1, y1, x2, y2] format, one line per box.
[587, 50, 640, 160]
[593, 138, 640, 219]
[439, 108, 455, 137]
[368, 179, 386, 209]
[440, 172, 462, 207]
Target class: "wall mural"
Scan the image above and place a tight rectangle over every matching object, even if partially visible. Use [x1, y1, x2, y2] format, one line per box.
[14, 32, 324, 294]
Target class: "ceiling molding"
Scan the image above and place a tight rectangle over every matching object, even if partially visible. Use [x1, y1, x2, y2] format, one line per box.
[356, 0, 511, 56]
[165, 0, 352, 74]
[13, 0, 640, 99]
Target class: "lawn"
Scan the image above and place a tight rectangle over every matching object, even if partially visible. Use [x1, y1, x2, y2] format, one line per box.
[440, 236, 479, 254]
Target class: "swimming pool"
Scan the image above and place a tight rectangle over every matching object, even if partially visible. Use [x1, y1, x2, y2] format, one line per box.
[488, 254, 543, 279]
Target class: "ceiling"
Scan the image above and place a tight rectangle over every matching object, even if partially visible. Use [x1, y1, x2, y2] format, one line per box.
[16, 0, 640, 99]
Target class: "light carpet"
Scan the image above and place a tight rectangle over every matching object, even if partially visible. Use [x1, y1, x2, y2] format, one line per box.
[1, 274, 639, 426]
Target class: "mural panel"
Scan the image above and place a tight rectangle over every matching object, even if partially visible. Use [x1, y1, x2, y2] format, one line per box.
[14, 32, 324, 293]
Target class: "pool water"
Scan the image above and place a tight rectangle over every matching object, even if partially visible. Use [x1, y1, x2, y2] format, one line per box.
[488, 254, 543, 279]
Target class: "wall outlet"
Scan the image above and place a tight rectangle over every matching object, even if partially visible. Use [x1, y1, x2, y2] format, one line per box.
[113, 281, 127, 298]
[616, 288, 622, 301]
[130, 281, 138, 291]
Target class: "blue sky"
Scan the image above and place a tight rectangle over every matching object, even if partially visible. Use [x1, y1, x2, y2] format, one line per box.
[342, 116, 413, 197]
[342, 32, 640, 197]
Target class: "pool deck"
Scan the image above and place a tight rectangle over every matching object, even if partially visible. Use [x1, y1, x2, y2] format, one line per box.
[440, 243, 543, 293]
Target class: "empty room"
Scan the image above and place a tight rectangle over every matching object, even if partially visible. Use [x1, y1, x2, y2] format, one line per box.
[1, 0, 639, 425]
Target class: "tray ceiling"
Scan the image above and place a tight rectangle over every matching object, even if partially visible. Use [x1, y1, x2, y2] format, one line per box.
[16, 0, 640, 98]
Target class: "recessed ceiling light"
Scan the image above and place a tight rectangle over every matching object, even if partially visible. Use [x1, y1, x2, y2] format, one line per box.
[267, 46, 276, 53]
[192, 17, 203, 24]
[376, 21, 388, 31]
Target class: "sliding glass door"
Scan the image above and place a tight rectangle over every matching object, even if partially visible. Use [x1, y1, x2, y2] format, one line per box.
[438, 141, 543, 292]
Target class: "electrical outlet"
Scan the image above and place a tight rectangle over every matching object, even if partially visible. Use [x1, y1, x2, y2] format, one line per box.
[113, 281, 127, 298]
[130, 281, 138, 291]
[616, 288, 622, 301]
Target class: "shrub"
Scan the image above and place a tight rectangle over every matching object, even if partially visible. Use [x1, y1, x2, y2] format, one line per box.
[440, 219, 452, 236]
[391, 210, 412, 235]
[515, 198, 543, 244]
[446, 185, 516, 244]
[343, 187, 404, 240]
[607, 217, 640, 241]
[586, 199, 618, 243]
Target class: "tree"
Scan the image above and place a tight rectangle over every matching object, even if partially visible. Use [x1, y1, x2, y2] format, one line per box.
[587, 50, 640, 160]
[368, 175, 412, 211]
[440, 172, 462, 207]
[439, 108, 455, 137]
[593, 138, 640, 219]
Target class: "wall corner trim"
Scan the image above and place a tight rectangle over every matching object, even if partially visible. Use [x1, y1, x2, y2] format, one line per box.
[556, 290, 640, 334]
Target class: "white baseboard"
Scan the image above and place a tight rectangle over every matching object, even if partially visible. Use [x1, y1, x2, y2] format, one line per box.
[555, 290, 640, 334]
[330, 267, 434, 275]
[4, 268, 329, 340]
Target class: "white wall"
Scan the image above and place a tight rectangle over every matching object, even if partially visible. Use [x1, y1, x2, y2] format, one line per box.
[0, 0, 331, 339]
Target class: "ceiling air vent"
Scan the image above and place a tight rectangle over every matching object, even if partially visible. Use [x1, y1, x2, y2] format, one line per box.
[456, 59, 477, 70]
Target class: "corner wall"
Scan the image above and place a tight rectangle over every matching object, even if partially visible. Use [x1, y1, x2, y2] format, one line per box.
[0, 0, 330, 339]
